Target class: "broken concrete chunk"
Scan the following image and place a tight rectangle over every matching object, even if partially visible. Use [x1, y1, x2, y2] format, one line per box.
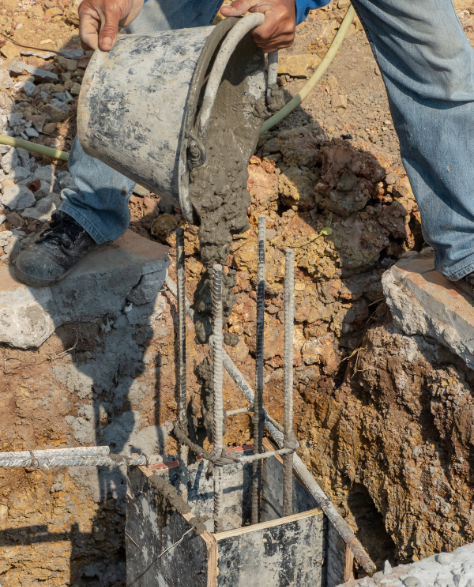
[9, 166, 32, 182]
[21, 193, 61, 221]
[32, 164, 54, 183]
[383, 251, 474, 371]
[1, 147, 19, 172]
[0, 230, 169, 348]
[1, 185, 36, 210]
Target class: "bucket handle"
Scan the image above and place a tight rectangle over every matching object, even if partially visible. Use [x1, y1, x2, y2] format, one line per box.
[199, 13, 276, 137]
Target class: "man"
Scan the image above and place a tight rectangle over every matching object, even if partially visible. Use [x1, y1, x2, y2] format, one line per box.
[14, 0, 474, 298]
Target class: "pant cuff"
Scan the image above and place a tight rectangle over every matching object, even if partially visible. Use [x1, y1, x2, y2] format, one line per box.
[61, 201, 110, 245]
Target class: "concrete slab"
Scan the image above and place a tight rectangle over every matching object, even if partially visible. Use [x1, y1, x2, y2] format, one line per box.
[382, 250, 474, 371]
[0, 230, 169, 348]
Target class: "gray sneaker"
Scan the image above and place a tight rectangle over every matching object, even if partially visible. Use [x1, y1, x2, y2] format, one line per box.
[15, 211, 97, 287]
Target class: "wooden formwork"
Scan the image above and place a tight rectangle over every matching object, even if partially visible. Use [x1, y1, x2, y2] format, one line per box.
[126, 442, 353, 587]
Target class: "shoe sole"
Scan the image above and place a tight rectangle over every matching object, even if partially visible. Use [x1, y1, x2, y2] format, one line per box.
[14, 264, 75, 288]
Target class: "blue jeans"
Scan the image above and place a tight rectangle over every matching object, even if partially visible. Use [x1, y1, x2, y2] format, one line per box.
[66, 0, 474, 280]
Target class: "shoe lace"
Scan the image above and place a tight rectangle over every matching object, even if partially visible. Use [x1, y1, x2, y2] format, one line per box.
[37, 212, 85, 250]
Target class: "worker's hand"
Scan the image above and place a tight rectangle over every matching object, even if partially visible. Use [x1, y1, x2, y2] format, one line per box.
[219, 0, 296, 53]
[79, 0, 144, 52]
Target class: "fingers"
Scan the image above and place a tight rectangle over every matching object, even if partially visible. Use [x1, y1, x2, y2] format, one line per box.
[220, 0, 296, 53]
[220, 0, 255, 17]
[79, 1, 101, 51]
[79, 0, 144, 52]
[98, 3, 122, 50]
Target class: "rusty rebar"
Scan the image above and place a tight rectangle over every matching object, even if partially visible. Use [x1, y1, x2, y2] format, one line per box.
[283, 248, 295, 517]
[252, 214, 266, 524]
[176, 228, 188, 500]
[212, 264, 224, 533]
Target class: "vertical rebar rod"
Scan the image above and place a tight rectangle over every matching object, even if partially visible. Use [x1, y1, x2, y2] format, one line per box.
[283, 248, 295, 517]
[252, 214, 266, 525]
[176, 228, 188, 500]
[212, 264, 224, 533]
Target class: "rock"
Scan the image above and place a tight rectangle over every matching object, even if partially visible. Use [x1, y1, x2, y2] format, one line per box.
[9, 166, 32, 182]
[7, 61, 58, 81]
[384, 560, 392, 575]
[30, 114, 46, 133]
[0, 42, 20, 59]
[1, 148, 19, 172]
[436, 553, 452, 565]
[65, 59, 78, 71]
[25, 127, 39, 138]
[0, 214, 5, 225]
[40, 103, 68, 122]
[27, 178, 51, 199]
[0, 68, 12, 88]
[42, 122, 57, 135]
[0, 229, 12, 247]
[337, 0, 351, 7]
[5, 211, 24, 227]
[59, 174, 78, 191]
[28, 4, 44, 17]
[2, 0, 19, 9]
[60, 47, 84, 60]
[8, 112, 24, 127]
[302, 333, 339, 374]
[403, 577, 420, 586]
[327, 74, 338, 91]
[16, 148, 30, 169]
[133, 184, 150, 197]
[45, 6, 63, 16]
[151, 214, 177, 239]
[65, 0, 81, 25]
[1, 185, 35, 210]
[21, 193, 61, 221]
[143, 196, 159, 217]
[70, 82, 81, 95]
[32, 165, 54, 182]
[4, 232, 23, 258]
[332, 94, 348, 109]
[277, 54, 321, 78]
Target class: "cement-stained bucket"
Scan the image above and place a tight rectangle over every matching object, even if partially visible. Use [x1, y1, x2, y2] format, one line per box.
[77, 15, 269, 223]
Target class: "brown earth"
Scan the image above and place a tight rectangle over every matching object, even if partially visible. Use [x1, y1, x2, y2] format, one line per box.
[1, 0, 474, 584]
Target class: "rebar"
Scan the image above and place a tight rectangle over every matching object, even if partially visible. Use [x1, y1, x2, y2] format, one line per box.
[0, 447, 170, 469]
[251, 214, 266, 524]
[165, 273, 377, 575]
[212, 263, 225, 533]
[283, 248, 295, 517]
[176, 228, 188, 500]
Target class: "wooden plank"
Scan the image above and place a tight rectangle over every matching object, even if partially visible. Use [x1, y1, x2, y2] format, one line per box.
[215, 508, 322, 540]
[215, 508, 324, 587]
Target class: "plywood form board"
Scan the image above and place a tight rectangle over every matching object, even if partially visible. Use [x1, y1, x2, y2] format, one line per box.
[262, 438, 354, 587]
[126, 466, 217, 587]
[146, 448, 253, 532]
[215, 509, 324, 587]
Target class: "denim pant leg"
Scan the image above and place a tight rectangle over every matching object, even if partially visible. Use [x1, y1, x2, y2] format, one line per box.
[351, 0, 474, 280]
[62, 0, 223, 244]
